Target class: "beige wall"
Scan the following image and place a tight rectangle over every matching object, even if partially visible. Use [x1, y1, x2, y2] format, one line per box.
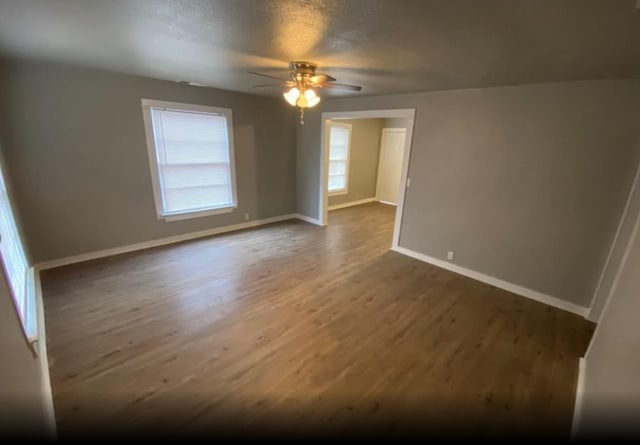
[382, 117, 411, 130]
[296, 80, 640, 308]
[0, 58, 297, 263]
[328, 118, 382, 207]
[578, 205, 640, 437]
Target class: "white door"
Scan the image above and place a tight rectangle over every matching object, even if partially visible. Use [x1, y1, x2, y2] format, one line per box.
[376, 129, 406, 205]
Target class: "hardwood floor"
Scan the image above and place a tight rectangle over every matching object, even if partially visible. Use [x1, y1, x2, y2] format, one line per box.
[41, 203, 594, 437]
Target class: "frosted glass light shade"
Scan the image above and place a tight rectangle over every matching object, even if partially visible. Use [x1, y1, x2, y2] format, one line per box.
[283, 87, 300, 106]
[284, 87, 320, 108]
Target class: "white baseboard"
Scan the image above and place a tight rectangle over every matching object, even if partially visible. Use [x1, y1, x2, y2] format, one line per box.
[35, 214, 298, 271]
[572, 357, 586, 438]
[378, 200, 398, 206]
[294, 213, 325, 226]
[328, 197, 377, 211]
[391, 246, 589, 317]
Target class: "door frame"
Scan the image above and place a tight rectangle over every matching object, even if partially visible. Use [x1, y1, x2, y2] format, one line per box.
[319, 109, 416, 249]
[376, 127, 408, 205]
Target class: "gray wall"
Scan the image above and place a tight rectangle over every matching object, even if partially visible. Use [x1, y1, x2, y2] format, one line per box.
[0, 268, 48, 435]
[296, 104, 324, 220]
[579, 206, 640, 437]
[0, 142, 53, 436]
[296, 80, 640, 307]
[328, 118, 382, 207]
[0, 58, 297, 263]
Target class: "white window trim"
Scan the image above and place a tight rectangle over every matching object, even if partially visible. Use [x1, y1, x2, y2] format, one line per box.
[141, 99, 238, 222]
[327, 122, 352, 196]
[24, 267, 37, 341]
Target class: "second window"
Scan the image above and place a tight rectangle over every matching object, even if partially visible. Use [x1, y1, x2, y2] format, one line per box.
[328, 122, 352, 195]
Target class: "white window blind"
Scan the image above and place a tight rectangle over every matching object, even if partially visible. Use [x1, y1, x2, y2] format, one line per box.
[0, 164, 30, 330]
[328, 124, 351, 193]
[143, 101, 237, 220]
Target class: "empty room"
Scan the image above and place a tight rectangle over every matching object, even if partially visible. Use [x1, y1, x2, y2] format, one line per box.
[0, 0, 639, 439]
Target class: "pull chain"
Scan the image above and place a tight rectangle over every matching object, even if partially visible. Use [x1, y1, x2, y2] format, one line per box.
[299, 107, 305, 125]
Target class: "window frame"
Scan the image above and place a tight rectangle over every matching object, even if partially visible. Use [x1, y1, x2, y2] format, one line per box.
[327, 121, 352, 196]
[0, 154, 36, 343]
[141, 99, 238, 222]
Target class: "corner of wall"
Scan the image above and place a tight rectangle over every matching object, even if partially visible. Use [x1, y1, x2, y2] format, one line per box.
[34, 272, 56, 437]
[588, 155, 640, 323]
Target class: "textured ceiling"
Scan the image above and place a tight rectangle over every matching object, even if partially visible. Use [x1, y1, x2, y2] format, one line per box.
[0, 0, 639, 97]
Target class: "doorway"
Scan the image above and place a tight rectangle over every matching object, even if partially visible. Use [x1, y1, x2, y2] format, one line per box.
[376, 128, 407, 205]
[319, 109, 415, 248]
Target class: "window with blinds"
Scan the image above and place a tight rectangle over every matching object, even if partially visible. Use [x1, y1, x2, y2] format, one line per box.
[142, 100, 237, 221]
[328, 123, 352, 194]
[0, 161, 33, 338]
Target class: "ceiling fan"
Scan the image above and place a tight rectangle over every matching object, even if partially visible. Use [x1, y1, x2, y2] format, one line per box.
[249, 61, 362, 124]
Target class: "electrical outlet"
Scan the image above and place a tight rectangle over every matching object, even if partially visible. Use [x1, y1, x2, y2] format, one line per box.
[244, 213, 250, 220]
[447, 251, 454, 261]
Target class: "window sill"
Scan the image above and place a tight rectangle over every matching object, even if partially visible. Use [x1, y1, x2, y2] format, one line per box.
[328, 190, 348, 197]
[21, 267, 39, 355]
[160, 206, 235, 222]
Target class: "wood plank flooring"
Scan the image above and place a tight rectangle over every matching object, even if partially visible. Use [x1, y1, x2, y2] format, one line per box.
[41, 203, 594, 438]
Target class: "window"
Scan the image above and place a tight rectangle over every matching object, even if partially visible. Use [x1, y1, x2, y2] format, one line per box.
[328, 122, 352, 195]
[0, 160, 34, 340]
[141, 100, 238, 221]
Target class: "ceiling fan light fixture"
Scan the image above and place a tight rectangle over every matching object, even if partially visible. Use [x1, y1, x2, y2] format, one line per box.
[251, 61, 360, 124]
[291, 88, 320, 109]
[251, 61, 361, 122]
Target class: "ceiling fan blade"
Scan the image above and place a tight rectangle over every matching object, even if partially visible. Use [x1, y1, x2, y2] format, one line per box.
[247, 71, 291, 82]
[310, 73, 336, 84]
[252, 83, 286, 88]
[320, 82, 362, 91]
